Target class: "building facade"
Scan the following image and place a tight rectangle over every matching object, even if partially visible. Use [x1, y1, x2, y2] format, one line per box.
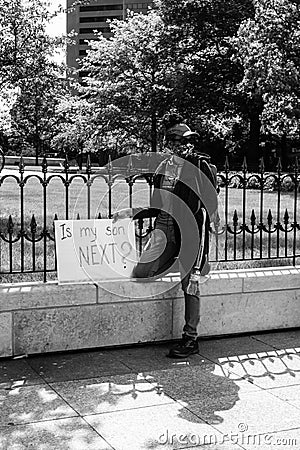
[67, 0, 153, 73]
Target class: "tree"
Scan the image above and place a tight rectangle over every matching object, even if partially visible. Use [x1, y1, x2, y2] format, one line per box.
[80, 9, 184, 152]
[152, 0, 255, 165]
[157, 0, 254, 119]
[0, 0, 61, 88]
[0, 0, 68, 161]
[233, 0, 300, 166]
[9, 70, 67, 162]
[51, 95, 100, 165]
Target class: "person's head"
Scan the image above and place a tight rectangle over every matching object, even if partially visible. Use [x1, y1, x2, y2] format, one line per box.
[165, 123, 199, 142]
[164, 121, 200, 155]
[163, 111, 198, 139]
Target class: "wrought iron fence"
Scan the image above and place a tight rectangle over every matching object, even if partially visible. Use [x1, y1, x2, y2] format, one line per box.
[0, 150, 299, 282]
[214, 157, 300, 266]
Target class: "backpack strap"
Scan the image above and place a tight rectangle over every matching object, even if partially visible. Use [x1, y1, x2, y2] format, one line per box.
[199, 157, 217, 189]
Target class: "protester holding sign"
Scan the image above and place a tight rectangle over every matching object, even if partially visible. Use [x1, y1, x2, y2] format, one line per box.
[113, 113, 218, 358]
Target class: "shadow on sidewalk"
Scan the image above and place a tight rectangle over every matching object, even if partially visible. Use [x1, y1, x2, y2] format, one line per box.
[1, 333, 300, 449]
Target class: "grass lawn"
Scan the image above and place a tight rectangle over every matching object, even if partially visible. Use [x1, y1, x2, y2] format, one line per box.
[0, 173, 298, 226]
[0, 174, 150, 227]
[0, 171, 299, 281]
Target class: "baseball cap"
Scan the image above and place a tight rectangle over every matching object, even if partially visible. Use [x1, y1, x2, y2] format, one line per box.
[166, 123, 199, 139]
[183, 130, 200, 138]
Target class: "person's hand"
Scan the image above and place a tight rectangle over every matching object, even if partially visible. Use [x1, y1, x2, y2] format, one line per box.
[112, 208, 133, 223]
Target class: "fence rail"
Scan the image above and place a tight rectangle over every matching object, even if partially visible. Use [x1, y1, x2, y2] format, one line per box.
[0, 151, 299, 282]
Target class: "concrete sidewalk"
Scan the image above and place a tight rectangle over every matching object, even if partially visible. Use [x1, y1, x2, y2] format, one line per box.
[1, 330, 300, 450]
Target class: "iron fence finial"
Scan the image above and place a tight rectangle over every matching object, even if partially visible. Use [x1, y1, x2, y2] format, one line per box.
[127, 154, 133, 176]
[267, 209, 273, 226]
[64, 154, 70, 172]
[7, 215, 14, 234]
[86, 153, 92, 175]
[284, 209, 289, 225]
[19, 155, 25, 174]
[0, 148, 5, 172]
[277, 157, 282, 173]
[53, 214, 58, 233]
[108, 154, 113, 173]
[250, 209, 256, 226]
[42, 155, 48, 174]
[30, 215, 37, 234]
[224, 155, 230, 172]
[259, 156, 265, 173]
[233, 209, 238, 226]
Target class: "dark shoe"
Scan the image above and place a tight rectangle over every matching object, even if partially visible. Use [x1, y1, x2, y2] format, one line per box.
[168, 335, 198, 358]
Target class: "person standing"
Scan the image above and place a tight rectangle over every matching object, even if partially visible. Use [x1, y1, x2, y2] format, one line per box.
[114, 114, 218, 357]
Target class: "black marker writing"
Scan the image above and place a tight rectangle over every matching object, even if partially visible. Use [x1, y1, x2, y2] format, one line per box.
[60, 223, 72, 240]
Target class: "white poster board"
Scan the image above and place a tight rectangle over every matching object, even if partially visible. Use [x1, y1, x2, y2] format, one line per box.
[54, 219, 137, 283]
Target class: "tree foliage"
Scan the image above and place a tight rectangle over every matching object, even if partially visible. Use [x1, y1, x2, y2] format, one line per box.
[1, 0, 299, 167]
[152, 0, 256, 162]
[157, 0, 254, 114]
[234, 0, 300, 141]
[80, 9, 185, 152]
[0, 0, 60, 87]
[157, 0, 300, 165]
[0, 0, 67, 159]
[8, 72, 66, 158]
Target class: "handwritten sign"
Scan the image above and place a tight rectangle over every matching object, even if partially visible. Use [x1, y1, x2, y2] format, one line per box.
[54, 219, 137, 283]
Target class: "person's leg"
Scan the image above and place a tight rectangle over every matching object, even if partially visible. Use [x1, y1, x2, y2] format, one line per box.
[181, 272, 200, 338]
[183, 292, 200, 339]
[168, 272, 200, 358]
[132, 228, 178, 279]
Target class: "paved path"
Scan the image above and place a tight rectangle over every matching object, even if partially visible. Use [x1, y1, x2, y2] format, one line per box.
[1, 330, 300, 449]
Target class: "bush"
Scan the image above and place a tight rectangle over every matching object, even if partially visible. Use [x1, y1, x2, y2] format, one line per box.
[218, 171, 298, 192]
[263, 176, 276, 191]
[229, 175, 243, 188]
[281, 177, 295, 192]
[247, 176, 260, 189]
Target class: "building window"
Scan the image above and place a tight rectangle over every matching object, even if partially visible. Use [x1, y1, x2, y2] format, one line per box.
[80, 5, 123, 12]
[79, 70, 90, 78]
[80, 16, 122, 23]
[80, 38, 90, 45]
[79, 27, 111, 34]
[79, 49, 87, 56]
[79, 38, 100, 45]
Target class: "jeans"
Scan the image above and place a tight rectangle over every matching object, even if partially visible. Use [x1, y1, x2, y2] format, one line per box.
[132, 225, 200, 339]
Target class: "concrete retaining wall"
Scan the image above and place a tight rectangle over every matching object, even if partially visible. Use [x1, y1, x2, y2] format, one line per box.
[1, 266, 300, 358]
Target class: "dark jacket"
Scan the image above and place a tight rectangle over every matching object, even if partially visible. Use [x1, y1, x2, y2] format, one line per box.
[134, 154, 218, 271]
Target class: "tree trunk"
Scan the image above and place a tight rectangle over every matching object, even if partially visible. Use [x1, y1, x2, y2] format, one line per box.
[77, 144, 83, 170]
[151, 109, 157, 153]
[280, 133, 288, 170]
[35, 137, 40, 166]
[247, 111, 261, 165]
[245, 95, 264, 168]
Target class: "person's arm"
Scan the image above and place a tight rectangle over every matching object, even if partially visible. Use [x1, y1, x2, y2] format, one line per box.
[133, 207, 160, 220]
[197, 158, 218, 219]
[112, 173, 162, 222]
[112, 206, 160, 222]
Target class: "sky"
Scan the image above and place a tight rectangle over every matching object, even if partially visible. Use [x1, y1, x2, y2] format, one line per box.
[45, 0, 67, 63]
